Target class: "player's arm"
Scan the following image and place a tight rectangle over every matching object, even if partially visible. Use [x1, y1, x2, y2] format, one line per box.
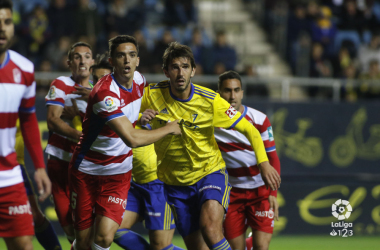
[47, 105, 82, 140]
[107, 116, 181, 148]
[20, 75, 51, 202]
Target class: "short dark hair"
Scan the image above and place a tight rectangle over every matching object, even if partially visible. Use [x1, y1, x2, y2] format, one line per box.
[162, 42, 196, 71]
[90, 52, 113, 72]
[218, 70, 242, 90]
[109, 35, 139, 58]
[67, 42, 92, 60]
[0, 0, 12, 12]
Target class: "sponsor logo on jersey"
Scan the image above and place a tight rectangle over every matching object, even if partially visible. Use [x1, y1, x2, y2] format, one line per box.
[108, 196, 127, 209]
[199, 185, 221, 192]
[48, 86, 56, 99]
[160, 108, 169, 114]
[225, 106, 237, 119]
[146, 211, 161, 217]
[267, 126, 274, 141]
[13, 68, 21, 84]
[104, 96, 118, 112]
[8, 202, 32, 215]
[255, 209, 274, 219]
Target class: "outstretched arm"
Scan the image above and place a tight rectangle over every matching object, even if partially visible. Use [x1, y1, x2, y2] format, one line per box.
[47, 105, 82, 140]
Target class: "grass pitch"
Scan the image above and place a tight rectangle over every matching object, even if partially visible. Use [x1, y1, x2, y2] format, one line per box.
[0, 235, 379, 249]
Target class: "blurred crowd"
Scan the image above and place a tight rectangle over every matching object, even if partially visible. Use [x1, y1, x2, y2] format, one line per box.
[262, 0, 380, 100]
[10, 0, 240, 78]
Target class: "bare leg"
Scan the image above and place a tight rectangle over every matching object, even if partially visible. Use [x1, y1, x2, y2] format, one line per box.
[228, 234, 245, 250]
[149, 229, 175, 250]
[3, 236, 33, 250]
[251, 230, 272, 250]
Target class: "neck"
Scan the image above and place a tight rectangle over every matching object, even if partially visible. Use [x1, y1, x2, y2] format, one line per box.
[72, 75, 91, 87]
[114, 72, 133, 89]
[0, 51, 7, 65]
[238, 105, 244, 114]
[171, 84, 192, 100]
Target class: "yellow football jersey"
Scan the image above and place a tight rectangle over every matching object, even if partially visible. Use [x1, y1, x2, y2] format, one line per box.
[15, 119, 25, 165]
[140, 81, 268, 186]
[132, 123, 158, 184]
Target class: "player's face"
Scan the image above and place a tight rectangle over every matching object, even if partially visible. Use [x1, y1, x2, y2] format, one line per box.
[110, 43, 139, 82]
[68, 46, 94, 79]
[92, 68, 112, 84]
[164, 57, 195, 94]
[0, 8, 14, 55]
[218, 79, 244, 112]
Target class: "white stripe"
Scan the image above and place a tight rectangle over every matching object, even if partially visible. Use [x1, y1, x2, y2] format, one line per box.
[0, 84, 24, 112]
[228, 174, 265, 189]
[110, 80, 120, 97]
[0, 165, 24, 188]
[65, 97, 88, 113]
[45, 145, 73, 162]
[78, 155, 133, 176]
[0, 127, 16, 157]
[261, 130, 269, 141]
[9, 50, 34, 73]
[22, 81, 36, 99]
[93, 98, 121, 115]
[222, 150, 257, 169]
[121, 98, 141, 123]
[90, 136, 130, 156]
[57, 76, 75, 86]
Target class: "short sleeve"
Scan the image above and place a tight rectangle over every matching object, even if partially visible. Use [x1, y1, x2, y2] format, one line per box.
[19, 72, 36, 113]
[92, 89, 124, 122]
[213, 94, 243, 129]
[45, 79, 67, 107]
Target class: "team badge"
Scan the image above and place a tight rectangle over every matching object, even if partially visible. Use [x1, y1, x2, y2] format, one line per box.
[192, 114, 198, 122]
[104, 96, 118, 112]
[225, 106, 237, 119]
[160, 108, 169, 114]
[48, 86, 56, 99]
[13, 68, 21, 84]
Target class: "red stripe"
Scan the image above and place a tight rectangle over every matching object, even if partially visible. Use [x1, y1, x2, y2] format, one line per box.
[99, 125, 118, 138]
[217, 142, 253, 152]
[45, 97, 64, 105]
[48, 133, 78, 153]
[0, 113, 18, 129]
[227, 165, 260, 178]
[20, 96, 35, 109]
[0, 152, 18, 170]
[84, 149, 132, 166]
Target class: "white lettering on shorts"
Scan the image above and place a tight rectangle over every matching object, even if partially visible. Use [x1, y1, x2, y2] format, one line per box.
[255, 209, 274, 219]
[108, 196, 127, 209]
[199, 185, 221, 193]
[8, 202, 32, 215]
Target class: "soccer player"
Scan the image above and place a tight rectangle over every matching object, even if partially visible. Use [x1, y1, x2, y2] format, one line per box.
[15, 121, 62, 250]
[0, 0, 51, 249]
[214, 71, 281, 250]
[69, 35, 181, 250]
[139, 42, 281, 250]
[45, 41, 94, 243]
[114, 123, 184, 250]
[90, 52, 113, 84]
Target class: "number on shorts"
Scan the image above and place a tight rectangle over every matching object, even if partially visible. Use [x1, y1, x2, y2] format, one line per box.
[71, 192, 77, 209]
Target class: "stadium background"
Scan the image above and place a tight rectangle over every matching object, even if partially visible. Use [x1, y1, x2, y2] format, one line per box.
[2, 0, 380, 249]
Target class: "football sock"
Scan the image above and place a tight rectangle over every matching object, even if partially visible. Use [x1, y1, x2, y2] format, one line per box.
[92, 242, 110, 250]
[161, 243, 185, 250]
[113, 229, 150, 250]
[34, 217, 62, 250]
[211, 238, 232, 250]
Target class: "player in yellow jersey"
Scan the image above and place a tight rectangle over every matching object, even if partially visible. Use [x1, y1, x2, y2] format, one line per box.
[139, 42, 281, 250]
[15, 120, 62, 250]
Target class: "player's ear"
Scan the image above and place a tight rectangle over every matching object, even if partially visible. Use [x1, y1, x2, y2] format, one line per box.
[163, 69, 170, 78]
[190, 66, 196, 77]
[136, 57, 140, 67]
[67, 59, 71, 68]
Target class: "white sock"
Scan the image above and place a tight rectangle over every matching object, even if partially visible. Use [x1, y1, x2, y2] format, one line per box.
[91, 242, 110, 250]
[72, 239, 77, 250]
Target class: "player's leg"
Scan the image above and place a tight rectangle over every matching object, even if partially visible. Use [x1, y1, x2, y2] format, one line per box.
[198, 168, 232, 250]
[21, 164, 61, 249]
[250, 231, 272, 250]
[3, 236, 33, 250]
[223, 188, 249, 250]
[183, 230, 208, 250]
[47, 157, 75, 242]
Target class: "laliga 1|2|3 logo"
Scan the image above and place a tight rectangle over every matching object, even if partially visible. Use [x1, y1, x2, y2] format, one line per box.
[330, 199, 353, 237]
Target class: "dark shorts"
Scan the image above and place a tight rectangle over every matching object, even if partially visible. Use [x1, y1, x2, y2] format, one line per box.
[126, 179, 175, 230]
[164, 168, 231, 237]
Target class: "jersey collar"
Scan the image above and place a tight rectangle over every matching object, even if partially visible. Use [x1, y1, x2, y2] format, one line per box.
[169, 82, 194, 102]
[241, 105, 247, 117]
[0, 51, 10, 69]
[111, 73, 133, 92]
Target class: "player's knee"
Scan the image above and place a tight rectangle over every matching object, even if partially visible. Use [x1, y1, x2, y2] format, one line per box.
[200, 220, 221, 238]
[94, 234, 114, 248]
[149, 238, 170, 250]
[76, 238, 91, 250]
[252, 240, 269, 250]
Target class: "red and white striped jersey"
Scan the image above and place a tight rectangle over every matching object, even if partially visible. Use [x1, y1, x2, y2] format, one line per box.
[70, 72, 147, 176]
[214, 105, 280, 189]
[0, 50, 36, 188]
[45, 76, 90, 162]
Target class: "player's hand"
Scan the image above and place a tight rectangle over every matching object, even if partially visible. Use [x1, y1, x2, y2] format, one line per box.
[34, 168, 52, 202]
[268, 195, 279, 221]
[258, 161, 281, 191]
[61, 99, 80, 120]
[166, 119, 181, 135]
[73, 86, 91, 101]
[141, 109, 159, 125]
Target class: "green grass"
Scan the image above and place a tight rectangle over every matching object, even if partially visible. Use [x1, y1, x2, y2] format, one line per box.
[1, 235, 379, 249]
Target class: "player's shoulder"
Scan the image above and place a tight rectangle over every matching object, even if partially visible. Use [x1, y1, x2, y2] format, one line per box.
[193, 84, 217, 100]
[148, 80, 170, 90]
[8, 50, 34, 73]
[92, 74, 119, 99]
[53, 76, 75, 87]
[133, 71, 146, 86]
[245, 106, 268, 125]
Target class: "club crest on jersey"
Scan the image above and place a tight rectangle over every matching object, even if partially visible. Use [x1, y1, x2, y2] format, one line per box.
[225, 106, 237, 119]
[267, 126, 274, 141]
[160, 108, 169, 114]
[13, 68, 22, 84]
[104, 96, 118, 112]
[48, 86, 56, 99]
[136, 86, 141, 97]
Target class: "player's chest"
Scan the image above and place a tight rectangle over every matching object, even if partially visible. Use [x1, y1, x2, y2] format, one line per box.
[0, 83, 26, 111]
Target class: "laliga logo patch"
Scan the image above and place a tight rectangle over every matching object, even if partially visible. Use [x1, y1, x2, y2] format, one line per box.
[332, 199, 352, 220]
[48, 86, 56, 99]
[13, 68, 21, 84]
[225, 106, 237, 119]
[104, 96, 117, 112]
